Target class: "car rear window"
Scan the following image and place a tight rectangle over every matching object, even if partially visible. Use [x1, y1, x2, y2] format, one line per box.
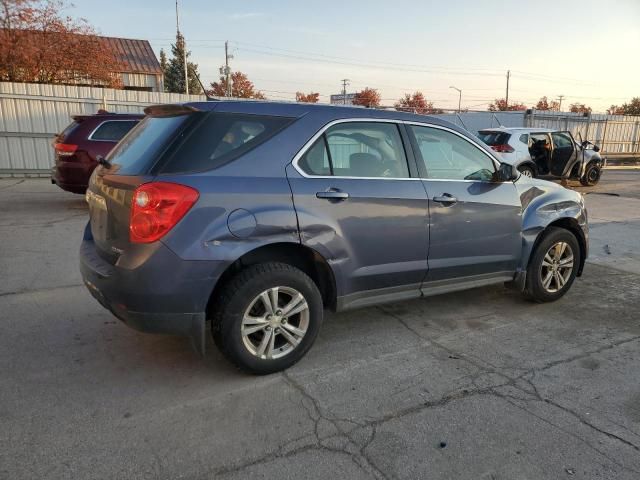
[90, 120, 139, 142]
[158, 112, 294, 174]
[478, 131, 511, 146]
[58, 120, 81, 140]
[106, 114, 190, 175]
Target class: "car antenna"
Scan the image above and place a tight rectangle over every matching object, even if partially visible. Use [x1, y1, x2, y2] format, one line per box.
[188, 64, 217, 102]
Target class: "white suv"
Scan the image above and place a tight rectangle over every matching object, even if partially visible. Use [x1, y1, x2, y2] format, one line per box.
[477, 127, 604, 185]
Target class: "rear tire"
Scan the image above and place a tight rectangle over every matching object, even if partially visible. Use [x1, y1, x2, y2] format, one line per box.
[580, 164, 601, 186]
[518, 165, 535, 178]
[211, 262, 323, 375]
[524, 227, 580, 303]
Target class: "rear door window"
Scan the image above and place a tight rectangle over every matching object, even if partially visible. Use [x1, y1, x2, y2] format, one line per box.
[90, 120, 139, 141]
[552, 132, 574, 148]
[298, 122, 410, 178]
[160, 113, 293, 174]
[477, 131, 511, 146]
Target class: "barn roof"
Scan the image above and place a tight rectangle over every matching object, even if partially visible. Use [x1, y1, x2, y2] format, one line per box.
[97, 36, 162, 75]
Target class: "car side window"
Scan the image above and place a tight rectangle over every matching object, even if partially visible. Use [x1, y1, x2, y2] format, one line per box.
[552, 132, 573, 149]
[409, 125, 496, 181]
[298, 137, 331, 176]
[519, 133, 529, 144]
[90, 120, 139, 141]
[298, 122, 410, 178]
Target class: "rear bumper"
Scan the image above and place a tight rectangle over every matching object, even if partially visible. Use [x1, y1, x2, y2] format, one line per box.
[51, 158, 95, 194]
[79, 223, 229, 354]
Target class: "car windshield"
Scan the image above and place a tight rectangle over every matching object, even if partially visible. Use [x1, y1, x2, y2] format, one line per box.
[478, 131, 511, 146]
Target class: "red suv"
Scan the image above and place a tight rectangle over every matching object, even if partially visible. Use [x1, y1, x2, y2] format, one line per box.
[51, 112, 143, 193]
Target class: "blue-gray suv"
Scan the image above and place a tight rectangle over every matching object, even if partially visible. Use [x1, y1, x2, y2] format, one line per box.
[80, 101, 588, 374]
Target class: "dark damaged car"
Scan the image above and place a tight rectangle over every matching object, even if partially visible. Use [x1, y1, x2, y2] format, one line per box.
[80, 101, 588, 374]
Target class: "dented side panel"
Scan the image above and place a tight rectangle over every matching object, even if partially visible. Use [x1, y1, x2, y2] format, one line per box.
[286, 165, 430, 298]
[515, 178, 589, 274]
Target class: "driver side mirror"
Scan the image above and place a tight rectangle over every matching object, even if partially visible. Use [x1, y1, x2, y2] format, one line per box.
[493, 162, 518, 182]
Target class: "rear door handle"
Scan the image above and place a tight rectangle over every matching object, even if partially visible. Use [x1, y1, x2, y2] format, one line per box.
[433, 194, 458, 205]
[316, 190, 349, 201]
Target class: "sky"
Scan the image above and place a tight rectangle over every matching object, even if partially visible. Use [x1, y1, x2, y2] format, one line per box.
[70, 0, 640, 112]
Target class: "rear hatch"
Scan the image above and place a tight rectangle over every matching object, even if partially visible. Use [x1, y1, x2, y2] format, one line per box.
[53, 117, 86, 162]
[85, 104, 294, 263]
[477, 130, 514, 153]
[86, 106, 197, 263]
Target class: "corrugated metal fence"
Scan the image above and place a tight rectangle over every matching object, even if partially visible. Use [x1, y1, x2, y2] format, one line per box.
[432, 111, 525, 134]
[524, 110, 640, 157]
[2, 81, 639, 176]
[0, 81, 205, 175]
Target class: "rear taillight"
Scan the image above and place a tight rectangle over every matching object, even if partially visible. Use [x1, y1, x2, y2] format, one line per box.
[490, 144, 514, 153]
[130, 182, 199, 244]
[54, 143, 78, 156]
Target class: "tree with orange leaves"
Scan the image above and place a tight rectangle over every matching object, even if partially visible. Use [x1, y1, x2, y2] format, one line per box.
[488, 98, 527, 111]
[208, 71, 266, 99]
[352, 87, 381, 108]
[0, 0, 122, 87]
[296, 91, 319, 103]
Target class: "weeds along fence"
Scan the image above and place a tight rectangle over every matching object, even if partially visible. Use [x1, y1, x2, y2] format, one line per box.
[0, 81, 206, 176]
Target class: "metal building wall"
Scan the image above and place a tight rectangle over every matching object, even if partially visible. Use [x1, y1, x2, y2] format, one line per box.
[0, 82, 206, 176]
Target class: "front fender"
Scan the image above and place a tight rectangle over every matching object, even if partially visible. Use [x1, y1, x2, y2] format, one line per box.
[515, 178, 588, 275]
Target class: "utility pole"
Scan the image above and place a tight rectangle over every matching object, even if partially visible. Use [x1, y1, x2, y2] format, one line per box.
[176, 0, 188, 95]
[450, 86, 462, 113]
[557, 95, 565, 112]
[220, 41, 234, 97]
[505, 70, 510, 107]
[341, 79, 350, 105]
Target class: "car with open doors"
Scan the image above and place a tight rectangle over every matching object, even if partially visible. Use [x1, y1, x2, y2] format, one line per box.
[80, 101, 589, 374]
[477, 127, 604, 186]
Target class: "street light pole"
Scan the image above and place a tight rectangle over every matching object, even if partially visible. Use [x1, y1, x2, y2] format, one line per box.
[450, 86, 462, 113]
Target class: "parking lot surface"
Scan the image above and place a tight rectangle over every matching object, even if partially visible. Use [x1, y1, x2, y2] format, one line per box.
[1, 170, 639, 479]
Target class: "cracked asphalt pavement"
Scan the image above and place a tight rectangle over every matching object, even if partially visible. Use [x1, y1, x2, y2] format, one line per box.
[1, 171, 639, 479]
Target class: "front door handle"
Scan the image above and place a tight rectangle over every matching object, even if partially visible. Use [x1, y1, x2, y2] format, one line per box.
[433, 194, 458, 205]
[316, 189, 349, 201]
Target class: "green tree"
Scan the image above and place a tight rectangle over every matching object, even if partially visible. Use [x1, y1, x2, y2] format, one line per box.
[159, 48, 167, 71]
[163, 33, 201, 94]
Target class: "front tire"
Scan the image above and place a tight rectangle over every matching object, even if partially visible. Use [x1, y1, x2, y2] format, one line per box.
[518, 165, 535, 178]
[524, 227, 580, 303]
[580, 164, 601, 186]
[211, 262, 323, 375]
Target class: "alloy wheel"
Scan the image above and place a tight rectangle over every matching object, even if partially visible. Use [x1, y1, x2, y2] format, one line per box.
[241, 286, 310, 360]
[540, 242, 574, 293]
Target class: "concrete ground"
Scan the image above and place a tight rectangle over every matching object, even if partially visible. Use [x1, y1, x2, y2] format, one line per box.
[1, 170, 639, 480]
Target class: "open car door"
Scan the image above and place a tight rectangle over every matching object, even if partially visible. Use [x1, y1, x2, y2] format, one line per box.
[528, 133, 552, 175]
[550, 131, 577, 177]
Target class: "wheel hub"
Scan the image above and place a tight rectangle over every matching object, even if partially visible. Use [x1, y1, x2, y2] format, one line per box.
[540, 241, 574, 293]
[241, 287, 309, 360]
